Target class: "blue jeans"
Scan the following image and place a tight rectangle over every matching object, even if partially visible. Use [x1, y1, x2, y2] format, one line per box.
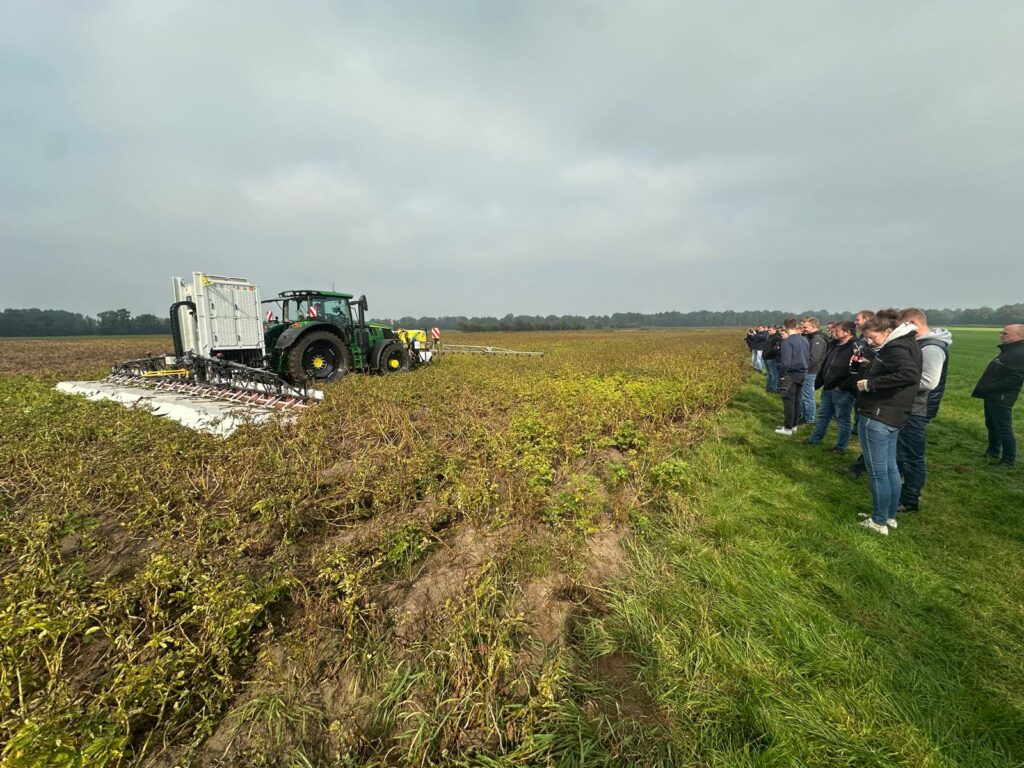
[800, 373, 817, 423]
[984, 399, 1016, 466]
[765, 358, 781, 392]
[860, 415, 901, 525]
[751, 349, 764, 371]
[808, 389, 855, 451]
[896, 414, 928, 507]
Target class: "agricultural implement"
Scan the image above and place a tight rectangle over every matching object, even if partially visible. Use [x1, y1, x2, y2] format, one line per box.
[57, 272, 541, 435]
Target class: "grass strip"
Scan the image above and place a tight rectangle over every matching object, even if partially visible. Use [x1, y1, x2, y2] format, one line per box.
[567, 329, 1024, 767]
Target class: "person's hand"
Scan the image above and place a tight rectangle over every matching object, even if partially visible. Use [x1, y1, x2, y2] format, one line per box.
[856, 379, 869, 392]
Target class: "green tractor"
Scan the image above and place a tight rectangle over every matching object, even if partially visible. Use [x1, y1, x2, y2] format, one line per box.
[262, 290, 416, 383]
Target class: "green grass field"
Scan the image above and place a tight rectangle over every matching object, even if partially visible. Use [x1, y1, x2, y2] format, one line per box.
[569, 326, 1024, 766]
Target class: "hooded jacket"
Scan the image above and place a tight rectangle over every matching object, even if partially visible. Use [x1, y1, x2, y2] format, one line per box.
[857, 322, 923, 428]
[804, 330, 828, 374]
[911, 328, 953, 418]
[972, 339, 1024, 406]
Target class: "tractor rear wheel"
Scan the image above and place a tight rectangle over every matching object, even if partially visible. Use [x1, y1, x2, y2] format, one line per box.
[376, 342, 411, 373]
[287, 331, 351, 383]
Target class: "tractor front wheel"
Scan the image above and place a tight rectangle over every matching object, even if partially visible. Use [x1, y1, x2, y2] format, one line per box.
[287, 331, 351, 383]
[376, 342, 411, 374]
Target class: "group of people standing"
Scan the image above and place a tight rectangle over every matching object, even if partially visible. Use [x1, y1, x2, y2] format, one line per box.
[745, 314, 1023, 536]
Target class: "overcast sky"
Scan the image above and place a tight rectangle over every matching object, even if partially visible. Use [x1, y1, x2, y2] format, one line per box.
[2, 1, 1021, 318]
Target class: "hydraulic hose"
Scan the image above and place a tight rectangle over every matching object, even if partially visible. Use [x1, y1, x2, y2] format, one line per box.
[169, 300, 197, 358]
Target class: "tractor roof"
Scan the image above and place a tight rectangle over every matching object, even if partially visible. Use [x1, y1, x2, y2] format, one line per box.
[275, 289, 355, 300]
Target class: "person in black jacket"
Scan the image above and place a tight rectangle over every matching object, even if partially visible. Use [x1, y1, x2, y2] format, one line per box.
[806, 320, 858, 452]
[746, 326, 768, 372]
[853, 310, 922, 535]
[762, 325, 782, 392]
[800, 317, 828, 425]
[837, 311, 880, 478]
[972, 324, 1024, 470]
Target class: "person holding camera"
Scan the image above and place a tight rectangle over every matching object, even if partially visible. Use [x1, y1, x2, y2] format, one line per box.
[853, 310, 922, 535]
[806, 320, 858, 452]
[762, 325, 783, 393]
[746, 327, 767, 372]
[837, 310, 880, 478]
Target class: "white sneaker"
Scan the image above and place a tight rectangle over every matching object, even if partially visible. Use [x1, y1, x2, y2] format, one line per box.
[775, 427, 795, 436]
[859, 518, 888, 536]
[857, 512, 896, 530]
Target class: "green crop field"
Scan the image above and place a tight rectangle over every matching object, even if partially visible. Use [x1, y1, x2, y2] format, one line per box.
[1, 328, 1021, 767]
[0, 330, 744, 767]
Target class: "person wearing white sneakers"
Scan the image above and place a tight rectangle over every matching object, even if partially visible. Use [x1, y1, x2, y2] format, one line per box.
[775, 319, 809, 436]
[853, 309, 923, 535]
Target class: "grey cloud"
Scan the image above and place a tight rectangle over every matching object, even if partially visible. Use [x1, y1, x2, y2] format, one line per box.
[2, 1, 1022, 320]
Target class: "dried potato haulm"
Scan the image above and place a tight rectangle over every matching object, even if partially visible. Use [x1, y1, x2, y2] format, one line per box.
[0, 330, 744, 767]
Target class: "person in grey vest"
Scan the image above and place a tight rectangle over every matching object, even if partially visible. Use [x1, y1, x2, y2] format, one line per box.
[895, 308, 952, 511]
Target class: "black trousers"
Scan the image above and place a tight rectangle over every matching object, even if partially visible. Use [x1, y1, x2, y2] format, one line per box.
[780, 374, 806, 429]
[984, 399, 1017, 465]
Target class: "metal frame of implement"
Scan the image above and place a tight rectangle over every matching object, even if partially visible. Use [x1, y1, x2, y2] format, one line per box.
[433, 344, 544, 357]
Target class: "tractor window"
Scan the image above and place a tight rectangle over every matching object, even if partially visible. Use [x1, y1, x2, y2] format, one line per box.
[321, 299, 350, 321]
[296, 297, 350, 324]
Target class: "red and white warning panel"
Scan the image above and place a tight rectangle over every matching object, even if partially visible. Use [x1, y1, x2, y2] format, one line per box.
[431, 327, 441, 340]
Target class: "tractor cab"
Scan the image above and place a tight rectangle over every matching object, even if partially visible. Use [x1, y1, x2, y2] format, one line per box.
[264, 290, 354, 326]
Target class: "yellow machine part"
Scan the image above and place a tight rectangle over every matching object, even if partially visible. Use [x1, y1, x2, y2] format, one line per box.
[397, 329, 428, 345]
[141, 368, 191, 378]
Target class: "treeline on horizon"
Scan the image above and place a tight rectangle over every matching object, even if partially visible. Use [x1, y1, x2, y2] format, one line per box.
[0, 308, 170, 337]
[2, 304, 1022, 337]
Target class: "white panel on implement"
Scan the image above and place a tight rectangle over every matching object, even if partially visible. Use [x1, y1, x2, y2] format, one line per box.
[203, 278, 262, 351]
[173, 273, 265, 356]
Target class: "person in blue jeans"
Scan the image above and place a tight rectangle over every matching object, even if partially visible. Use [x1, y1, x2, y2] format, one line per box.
[800, 317, 828, 425]
[853, 310, 922, 535]
[895, 309, 952, 511]
[807, 321, 858, 452]
[747, 326, 768, 372]
[762, 326, 782, 393]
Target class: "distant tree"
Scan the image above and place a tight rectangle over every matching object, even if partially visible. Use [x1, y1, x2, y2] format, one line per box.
[131, 313, 170, 334]
[97, 308, 133, 335]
